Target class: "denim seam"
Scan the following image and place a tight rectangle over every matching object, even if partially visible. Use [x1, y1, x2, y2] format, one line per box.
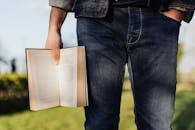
[127, 8, 143, 45]
[128, 57, 134, 90]
[126, 6, 131, 45]
[147, 0, 150, 7]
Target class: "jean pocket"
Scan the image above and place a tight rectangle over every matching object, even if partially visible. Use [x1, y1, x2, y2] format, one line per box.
[158, 11, 181, 25]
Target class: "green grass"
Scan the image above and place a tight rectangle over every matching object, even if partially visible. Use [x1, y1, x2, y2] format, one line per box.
[0, 90, 135, 130]
[0, 79, 195, 130]
[173, 90, 195, 130]
[0, 107, 85, 130]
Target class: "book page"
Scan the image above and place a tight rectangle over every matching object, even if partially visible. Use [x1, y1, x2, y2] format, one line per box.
[26, 50, 60, 110]
[58, 47, 77, 107]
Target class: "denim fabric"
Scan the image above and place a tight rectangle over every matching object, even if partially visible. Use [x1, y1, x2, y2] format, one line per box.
[77, 6, 180, 130]
[113, 0, 170, 10]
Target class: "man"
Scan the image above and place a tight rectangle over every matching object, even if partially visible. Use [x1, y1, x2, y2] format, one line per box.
[45, 0, 195, 130]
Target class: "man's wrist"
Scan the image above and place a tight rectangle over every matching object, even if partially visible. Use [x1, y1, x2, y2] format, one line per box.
[48, 7, 67, 33]
[49, 25, 61, 33]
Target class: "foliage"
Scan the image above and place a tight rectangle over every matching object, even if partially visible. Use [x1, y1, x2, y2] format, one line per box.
[177, 43, 183, 64]
[0, 73, 27, 95]
[0, 73, 28, 113]
[173, 91, 195, 130]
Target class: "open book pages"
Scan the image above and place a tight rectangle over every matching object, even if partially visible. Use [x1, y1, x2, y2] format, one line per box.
[26, 46, 88, 111]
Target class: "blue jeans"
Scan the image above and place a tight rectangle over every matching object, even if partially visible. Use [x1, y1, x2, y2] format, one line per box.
[77, 6, 180, 130]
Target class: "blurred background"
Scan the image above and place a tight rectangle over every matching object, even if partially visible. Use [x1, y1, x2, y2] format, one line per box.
[0, 0, 195, 130]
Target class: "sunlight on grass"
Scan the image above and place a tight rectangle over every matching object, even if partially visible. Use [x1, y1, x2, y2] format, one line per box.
[0, 107, 85, 130]
[0, 91, 135, 130]
[1, 71, 195, 130]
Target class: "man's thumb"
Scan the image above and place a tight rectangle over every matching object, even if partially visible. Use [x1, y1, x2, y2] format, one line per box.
[52, 49, 60, 65]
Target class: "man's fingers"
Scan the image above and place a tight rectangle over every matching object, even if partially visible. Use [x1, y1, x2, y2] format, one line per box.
[45, 31, 62, 65]
[52, 49, 60, 65]
[162, 9, 183, 22]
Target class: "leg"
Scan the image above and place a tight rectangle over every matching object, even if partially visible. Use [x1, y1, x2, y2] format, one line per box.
[77, 15, 127, 130]
[127, 8, 181, 130]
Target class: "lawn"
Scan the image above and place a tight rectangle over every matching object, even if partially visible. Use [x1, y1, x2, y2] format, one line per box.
[0, 75, 195, 130]
[0, 90, 135, 130]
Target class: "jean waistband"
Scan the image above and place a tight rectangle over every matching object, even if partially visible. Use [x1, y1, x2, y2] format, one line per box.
[112, 0, 169, 11]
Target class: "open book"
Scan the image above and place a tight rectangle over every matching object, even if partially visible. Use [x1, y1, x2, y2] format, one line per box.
[26, 46, 88, 111]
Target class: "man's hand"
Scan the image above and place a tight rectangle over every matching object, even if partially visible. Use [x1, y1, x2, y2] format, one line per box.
[45, 7, 67, 64]
[45, 30, 62, 65]
[163, 9, 183, 22]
